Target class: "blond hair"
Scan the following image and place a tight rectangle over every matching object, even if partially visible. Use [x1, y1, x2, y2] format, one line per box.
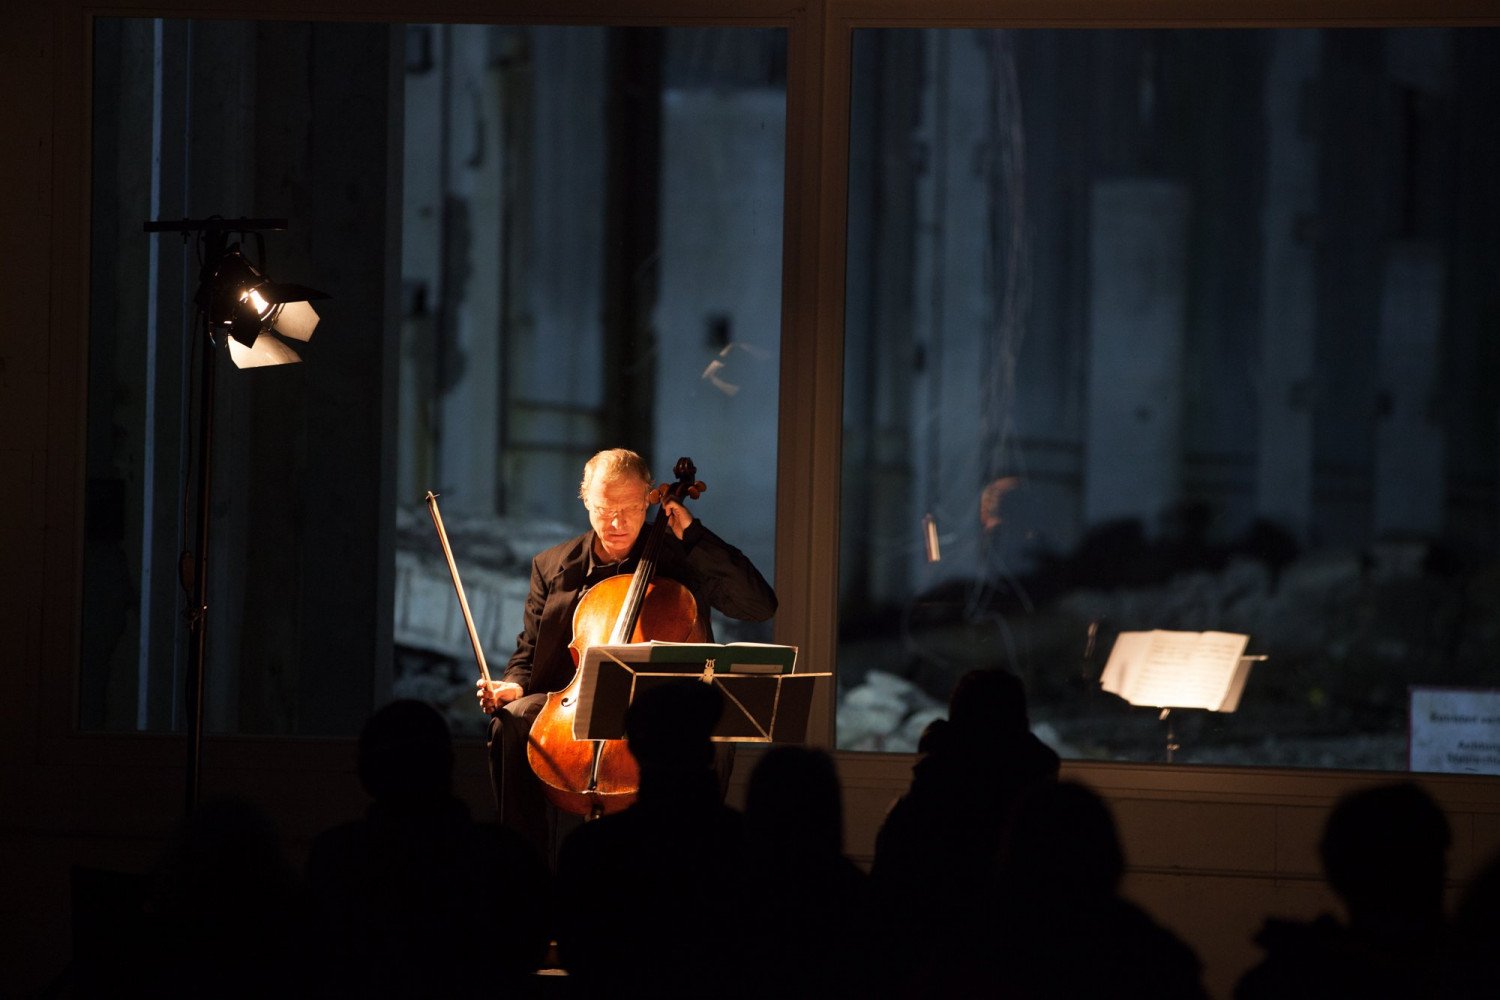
[579, 448, 652, 499]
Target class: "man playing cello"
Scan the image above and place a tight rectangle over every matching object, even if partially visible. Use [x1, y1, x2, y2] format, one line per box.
[476, 448, 777, 859]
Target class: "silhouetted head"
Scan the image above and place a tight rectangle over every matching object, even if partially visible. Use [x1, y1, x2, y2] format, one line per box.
[625, 679, 723, 776]
[1320, 782, 1450, 921]
[918, 670, 1031, 753]
[1003, 782, 1124, 903]
[951, 669, 1029, 731]
[357, 699, 454, 803]
[746, 745, 844, 856]
[152, 796, 296, 923]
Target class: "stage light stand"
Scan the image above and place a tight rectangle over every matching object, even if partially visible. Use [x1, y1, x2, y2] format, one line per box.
[143, 217, 327, 813]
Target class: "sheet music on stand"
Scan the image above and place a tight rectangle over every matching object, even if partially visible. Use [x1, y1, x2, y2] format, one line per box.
[1101, 630, 1258, 712]
[573, 641, 829, 744]
[1099, 630, 1264, 761]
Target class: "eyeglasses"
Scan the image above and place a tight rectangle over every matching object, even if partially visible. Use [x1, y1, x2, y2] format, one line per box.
[587, 502, 647, 521]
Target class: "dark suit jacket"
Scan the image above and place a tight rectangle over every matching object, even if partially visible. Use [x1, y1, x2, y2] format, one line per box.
[502, 519, 776, 696]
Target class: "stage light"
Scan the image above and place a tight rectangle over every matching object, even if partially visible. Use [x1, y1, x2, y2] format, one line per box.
[196, 245, 327, 368]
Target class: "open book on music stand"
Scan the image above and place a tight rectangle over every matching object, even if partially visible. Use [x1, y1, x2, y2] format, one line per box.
[572, 641, 829, 743]
[1099, 630, 1264, 761]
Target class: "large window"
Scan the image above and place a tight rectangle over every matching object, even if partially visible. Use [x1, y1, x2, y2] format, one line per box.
[82, 19, 785, 737]
[83, 14, 1500, 772]
[837, 28, 1500, 772]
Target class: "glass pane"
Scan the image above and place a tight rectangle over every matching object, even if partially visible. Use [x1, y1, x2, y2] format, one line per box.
[391, 25, 785, 738]
[838, 27, 1500, 773]
[83, 19, 785, 737]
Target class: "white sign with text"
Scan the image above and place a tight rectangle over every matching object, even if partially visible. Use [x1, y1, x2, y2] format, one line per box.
[1409, 687, 1500, 775]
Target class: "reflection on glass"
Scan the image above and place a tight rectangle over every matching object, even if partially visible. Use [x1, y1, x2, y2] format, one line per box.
[83, 20, 785, 736]
[838, 27, 1500, 773]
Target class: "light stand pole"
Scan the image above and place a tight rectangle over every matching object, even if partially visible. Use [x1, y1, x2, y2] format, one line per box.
[183, 304, 219, 813]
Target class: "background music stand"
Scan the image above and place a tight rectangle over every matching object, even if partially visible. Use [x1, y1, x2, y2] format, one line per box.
[573, 642, 828, 744]
[1098, 630, 1264, 762]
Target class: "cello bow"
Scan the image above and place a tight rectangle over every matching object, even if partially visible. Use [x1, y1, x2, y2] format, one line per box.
[423, 490, 492, 685]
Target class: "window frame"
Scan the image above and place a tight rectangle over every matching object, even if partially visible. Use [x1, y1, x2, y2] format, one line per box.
[35, 0, 1500, 794]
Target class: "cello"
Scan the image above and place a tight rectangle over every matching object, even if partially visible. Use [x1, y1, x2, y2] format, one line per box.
[525, 457, 712, 818]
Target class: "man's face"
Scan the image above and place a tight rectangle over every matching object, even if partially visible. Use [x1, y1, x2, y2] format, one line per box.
[584, 475, 651, 562]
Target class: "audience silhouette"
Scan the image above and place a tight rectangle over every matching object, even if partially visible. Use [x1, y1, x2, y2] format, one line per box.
[871, 668, 1061, 989]
[983, 780, 1209, 999]
[553, 679, 750, 999]
[136, 796, 302, 998]
[303, 698, 550, 997]
[740, 745, 881, 999]
[1236, 781, 1452, 1000]
[62, 687, 1498, 1000]
[1450, 842, 1500, 999]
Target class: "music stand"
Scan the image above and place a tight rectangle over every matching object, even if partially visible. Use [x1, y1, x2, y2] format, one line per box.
[573, 642, 827, 744]
[1099, 630, 1263, 762]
